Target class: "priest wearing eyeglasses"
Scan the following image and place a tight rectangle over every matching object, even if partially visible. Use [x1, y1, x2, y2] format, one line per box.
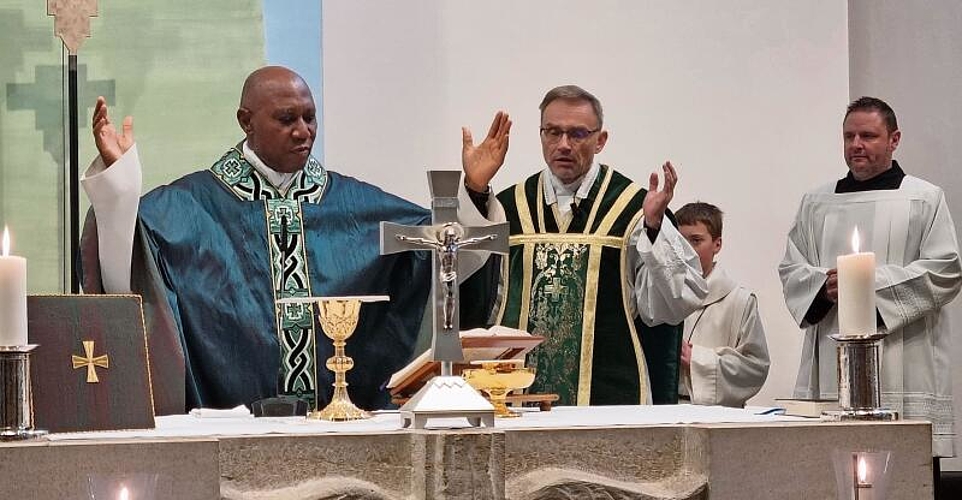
[459, 85, 707, 406]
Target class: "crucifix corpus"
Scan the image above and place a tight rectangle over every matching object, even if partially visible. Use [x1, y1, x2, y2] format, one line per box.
[381, 170, 508, 429]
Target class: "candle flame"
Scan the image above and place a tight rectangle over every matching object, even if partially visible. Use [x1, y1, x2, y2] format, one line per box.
[851, 227, 861, 254]
[1, 226, 9, 257]
[118, 486, 129, 500]
[857, 456, 868, 483]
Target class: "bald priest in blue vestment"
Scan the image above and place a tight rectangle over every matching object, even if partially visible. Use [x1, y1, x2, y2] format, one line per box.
[79, 66, 495, 413]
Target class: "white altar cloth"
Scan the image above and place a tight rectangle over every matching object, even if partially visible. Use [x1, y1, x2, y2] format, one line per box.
[45, 404, 805, 441]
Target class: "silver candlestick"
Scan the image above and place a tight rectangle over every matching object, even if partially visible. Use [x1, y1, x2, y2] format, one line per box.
[823, 332, 898, 421]
[0, 345, 47, 440]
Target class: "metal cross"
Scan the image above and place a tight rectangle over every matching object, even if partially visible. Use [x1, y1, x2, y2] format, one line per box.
[71, 340, 109, 383]
[381, 171, 508, 365]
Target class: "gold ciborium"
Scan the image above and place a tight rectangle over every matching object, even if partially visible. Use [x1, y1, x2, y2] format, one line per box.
[462, 359, 536, 418]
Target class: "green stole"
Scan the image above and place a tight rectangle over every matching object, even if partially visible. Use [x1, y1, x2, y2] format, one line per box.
[209, 148, 328, 407]
[496, 165, 655, 406]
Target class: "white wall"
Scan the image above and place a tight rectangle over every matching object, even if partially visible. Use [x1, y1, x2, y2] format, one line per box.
[322, 0, 850, 406]
[848, 0, 962, 468]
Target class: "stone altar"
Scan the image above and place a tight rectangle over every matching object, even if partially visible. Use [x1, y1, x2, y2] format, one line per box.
[0, 406, 934, 499]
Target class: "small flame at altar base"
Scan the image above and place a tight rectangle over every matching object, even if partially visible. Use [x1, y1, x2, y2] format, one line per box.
[852, 227, 861, 254]
[833, 450, 890, 500]
[857, 456, 869, 485]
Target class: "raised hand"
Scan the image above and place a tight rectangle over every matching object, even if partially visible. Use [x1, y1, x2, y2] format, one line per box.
[92, 96, 134, 166]
[461, 111, 511, 192]
[643, 161, 678, 230]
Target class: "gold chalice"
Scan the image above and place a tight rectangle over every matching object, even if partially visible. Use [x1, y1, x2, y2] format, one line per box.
[461, 359, 536, 418]
[276, 295, 389, 421]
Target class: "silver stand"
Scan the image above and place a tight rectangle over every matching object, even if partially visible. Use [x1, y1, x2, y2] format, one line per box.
[0, 345, 48, 440]
[823, 333, 898, 421]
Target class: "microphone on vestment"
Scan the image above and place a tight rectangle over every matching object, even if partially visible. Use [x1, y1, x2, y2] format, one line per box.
[570, 201, 584, 217]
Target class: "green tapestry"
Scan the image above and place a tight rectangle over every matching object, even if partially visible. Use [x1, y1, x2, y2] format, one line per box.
[0, 0, 264, 292]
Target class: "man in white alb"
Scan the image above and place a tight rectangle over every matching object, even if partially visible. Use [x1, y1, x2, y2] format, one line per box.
[779, 97, 962, 457]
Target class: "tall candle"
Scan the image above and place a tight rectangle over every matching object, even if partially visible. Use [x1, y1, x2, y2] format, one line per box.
[837, 227, 877, 336]
[0, 226, 28, 346]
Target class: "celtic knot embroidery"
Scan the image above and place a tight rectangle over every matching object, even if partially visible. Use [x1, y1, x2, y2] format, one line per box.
[207, 149, 332, 407]
[209, 148, 327, 204]
[304, 157, 323, 178]
[220, 157, 244, 182]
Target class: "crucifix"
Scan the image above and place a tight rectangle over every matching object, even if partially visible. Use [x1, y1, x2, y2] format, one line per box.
[380, 170, 508, 428]
[381, 171, 508, 374]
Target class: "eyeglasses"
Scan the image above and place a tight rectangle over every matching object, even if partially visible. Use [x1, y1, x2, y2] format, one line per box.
[540, 126, 600, 144]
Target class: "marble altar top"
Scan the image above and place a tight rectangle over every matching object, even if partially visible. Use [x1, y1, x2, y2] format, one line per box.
[45, 404, 806, 441]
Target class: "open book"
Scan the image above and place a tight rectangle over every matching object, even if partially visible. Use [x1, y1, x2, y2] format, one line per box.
[387, 325, 544, 396]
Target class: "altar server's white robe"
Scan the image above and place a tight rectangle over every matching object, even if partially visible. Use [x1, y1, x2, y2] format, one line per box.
[682, 265, 770, 407]
[779, 176, 962, 456]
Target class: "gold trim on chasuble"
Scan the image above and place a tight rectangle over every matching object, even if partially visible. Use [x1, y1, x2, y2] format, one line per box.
[604, 187, 650, 405]
[210, 148, 328, 406]
[514, 179, 538, 330]
[500, 168, 650, 405]
[584, 168, 613, 232]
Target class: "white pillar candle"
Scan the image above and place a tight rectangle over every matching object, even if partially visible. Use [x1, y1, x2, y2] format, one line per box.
[0, 227, 28, 346]
[837, 227, 877, 336]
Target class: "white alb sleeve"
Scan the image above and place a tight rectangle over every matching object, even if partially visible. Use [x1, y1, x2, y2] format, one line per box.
[80, 145, 143, 293]
[630, 219, 708, 326]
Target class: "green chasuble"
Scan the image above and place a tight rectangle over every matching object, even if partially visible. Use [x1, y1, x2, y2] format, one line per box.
[493, 165, 682, 406]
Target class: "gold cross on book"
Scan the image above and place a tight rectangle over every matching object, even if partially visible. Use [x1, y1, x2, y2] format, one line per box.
[71, 340, 109, 383]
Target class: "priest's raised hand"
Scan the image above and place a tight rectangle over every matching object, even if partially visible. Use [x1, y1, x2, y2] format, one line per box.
[641, 161, 677, 231]
[91, 96, 134, 167]
[461, 110, 512, 192]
